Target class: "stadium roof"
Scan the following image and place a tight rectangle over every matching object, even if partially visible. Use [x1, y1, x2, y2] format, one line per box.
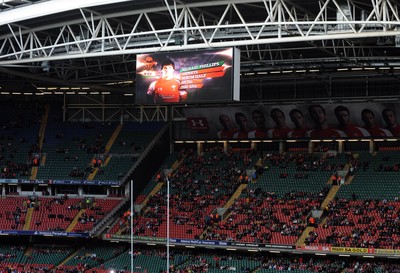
[0, 0, 400, 102]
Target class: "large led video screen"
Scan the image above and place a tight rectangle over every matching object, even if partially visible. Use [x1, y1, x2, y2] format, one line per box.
[135, 48, 240, 104]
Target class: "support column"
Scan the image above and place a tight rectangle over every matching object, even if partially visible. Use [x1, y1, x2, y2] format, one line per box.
[223, 141, 229, 153]
[125, 182, 130, 196]
[279, 141, 285, 153]
[369, 140, 375, 154]
[251, 141, 257, 151]
[338, 140, 344, 153]
[308, 141, 314, 154]
[197, 142, 203, 155]
[78, 186, 83, 196]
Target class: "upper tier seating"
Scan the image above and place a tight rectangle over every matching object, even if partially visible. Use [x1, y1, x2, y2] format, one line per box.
[95, 121, 165, 181]
[254, 152, 342, 197]
[336, 151, 400, 200]
[0, 103, 42, 180]
[37, 118, 117, 180]
[131, 147, 260, 240]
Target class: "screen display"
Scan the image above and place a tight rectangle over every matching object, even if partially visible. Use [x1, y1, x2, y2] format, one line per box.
[135, 47, 240, 104]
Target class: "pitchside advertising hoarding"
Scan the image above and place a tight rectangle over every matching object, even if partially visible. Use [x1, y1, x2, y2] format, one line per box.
[182, 102, 400, 139]
[135, 47, 240, 104]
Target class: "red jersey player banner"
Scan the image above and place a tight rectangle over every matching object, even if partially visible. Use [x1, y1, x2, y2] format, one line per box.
[135, 47, 240, 104]
[181, 102, 400, 140]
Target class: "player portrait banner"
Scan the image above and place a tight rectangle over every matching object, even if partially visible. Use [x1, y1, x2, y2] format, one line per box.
[181, 102, 400, 140]
[135, 47, 240, 104]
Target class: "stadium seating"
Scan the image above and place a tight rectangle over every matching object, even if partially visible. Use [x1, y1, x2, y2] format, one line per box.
[2, 103, 400, 271]
[0, 197, 27, 230]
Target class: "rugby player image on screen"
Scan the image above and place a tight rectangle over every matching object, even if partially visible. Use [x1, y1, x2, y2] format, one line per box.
[147, 58, 187, 103]
[136, 48, 239, 104]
